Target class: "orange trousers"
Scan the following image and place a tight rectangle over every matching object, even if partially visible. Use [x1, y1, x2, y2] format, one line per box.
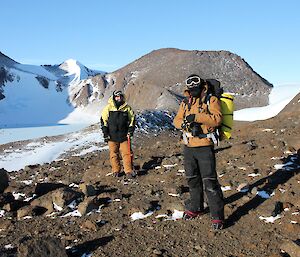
[108, 140, 132, 174]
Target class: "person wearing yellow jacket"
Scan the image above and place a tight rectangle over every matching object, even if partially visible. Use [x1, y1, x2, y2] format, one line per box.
[173, 74, 225, 230]
[101, 90, 136, 178]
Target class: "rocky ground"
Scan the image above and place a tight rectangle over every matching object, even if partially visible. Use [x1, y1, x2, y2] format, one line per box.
[0, 95, 299, 257]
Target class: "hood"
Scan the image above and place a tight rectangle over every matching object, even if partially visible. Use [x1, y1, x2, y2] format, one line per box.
[107, 95, 128, 110]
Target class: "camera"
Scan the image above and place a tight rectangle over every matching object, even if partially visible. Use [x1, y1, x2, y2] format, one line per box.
[191, 122, 202, 137]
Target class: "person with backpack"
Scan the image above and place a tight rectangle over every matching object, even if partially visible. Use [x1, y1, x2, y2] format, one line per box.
[173, 74, 225, 230]
[101, 90, 136, 179]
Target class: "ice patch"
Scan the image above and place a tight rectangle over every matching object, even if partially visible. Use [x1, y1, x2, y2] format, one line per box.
[20, 180, 33, 185]
[12, 192, 26, 200]
[248, 173, 261, 177]
[271, 157, 281, 160]
[171, 210, 184, 220]
[4, 244, 14, 249]
[168, 193, 180, 197]
[155, 210, 184, 221]
[0, 210, 5, 217]
[53, 202, 63, 211]
[163, 164, 178, 168]
[274, 161, 296, 170]
[61, 210, 82, 217]
[131, 211, 154, 221]
[23, 216, 33, 219]
[69, 183, 79, 188]
[221, 186, 232, 192]
[262, 129, 274, 132]
[259, 215, 281, 223]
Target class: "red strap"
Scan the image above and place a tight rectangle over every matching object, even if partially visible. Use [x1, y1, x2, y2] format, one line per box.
[127, 135, 133, 169]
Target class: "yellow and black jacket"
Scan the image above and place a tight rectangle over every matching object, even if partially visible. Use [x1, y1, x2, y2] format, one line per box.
[101, 96, 135, 143]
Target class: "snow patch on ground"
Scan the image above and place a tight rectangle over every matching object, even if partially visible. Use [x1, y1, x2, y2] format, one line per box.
[0, 129, 104, 172]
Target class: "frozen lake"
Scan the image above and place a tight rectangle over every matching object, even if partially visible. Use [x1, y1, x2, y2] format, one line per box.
[0, 124, 90, 145]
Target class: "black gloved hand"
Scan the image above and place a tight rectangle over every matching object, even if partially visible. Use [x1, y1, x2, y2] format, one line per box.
[185, 114, 195, 123]
[104, 136, 110, 143]
[128, 126, 134, 137]
[102, 126, 108, 134]
[181, 121, 188, 130]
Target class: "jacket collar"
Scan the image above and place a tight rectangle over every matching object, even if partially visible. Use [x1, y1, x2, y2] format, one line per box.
[184, 84, 208, 103]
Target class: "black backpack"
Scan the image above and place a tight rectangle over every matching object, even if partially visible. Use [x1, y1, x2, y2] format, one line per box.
[205, 79, 224, 99]
[205, 79, 234, 142]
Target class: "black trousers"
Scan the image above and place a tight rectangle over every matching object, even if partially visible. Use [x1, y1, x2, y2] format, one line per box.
[184, 145, 224, 220]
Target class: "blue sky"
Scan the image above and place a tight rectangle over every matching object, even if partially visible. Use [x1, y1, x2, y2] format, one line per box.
[1, 0, 299, 85]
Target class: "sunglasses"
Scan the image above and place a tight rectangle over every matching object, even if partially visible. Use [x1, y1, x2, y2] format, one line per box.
[186, 76, 202, 87]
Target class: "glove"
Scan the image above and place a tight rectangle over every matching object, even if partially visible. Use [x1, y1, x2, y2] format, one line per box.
[181, 121, 188, 130]
[128, 126, 134, 137]
[102, 126, 109, 142]
[104, 135, 110, 143]
[185, 114, 195, 123]
[102, 126, 109, 136]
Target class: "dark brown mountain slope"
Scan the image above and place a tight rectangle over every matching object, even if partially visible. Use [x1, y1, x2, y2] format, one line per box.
[94, 48, 272, 111]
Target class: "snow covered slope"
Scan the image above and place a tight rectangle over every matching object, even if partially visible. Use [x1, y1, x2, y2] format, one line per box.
[0, 68, 72, 127]
[0, 52, 104, 128]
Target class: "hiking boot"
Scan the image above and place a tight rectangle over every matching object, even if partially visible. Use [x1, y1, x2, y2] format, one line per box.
[112, 172, 122, 178]
[211, 220, 224, 230]
[124, 171, 137, 179]
[183, 210, 204, 220]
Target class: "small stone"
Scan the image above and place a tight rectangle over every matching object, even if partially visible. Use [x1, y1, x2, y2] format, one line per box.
[0, 168, 9, 193]
[281, 239, 300, 257]
[80, 220, 97, 231]
[79, 184, 97, 197]
[250, 187, 258, 195]
[237, 183, 249, 192]
[153, 249, 162, 255]
[283, 202, 293, 209]
[0, 219, 12, 230]
[18, 237, 68, 257]
[146, 247, 153, 252]
[242, 195, 251, 202]
[194, 245, 202, 250]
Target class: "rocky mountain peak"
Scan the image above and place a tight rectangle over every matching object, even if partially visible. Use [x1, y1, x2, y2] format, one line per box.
[102, 48, 273, 111]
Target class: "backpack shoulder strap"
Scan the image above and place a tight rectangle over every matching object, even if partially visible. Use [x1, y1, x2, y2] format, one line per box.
[205, 93, 213, 113]
[182, 96, 192, 112]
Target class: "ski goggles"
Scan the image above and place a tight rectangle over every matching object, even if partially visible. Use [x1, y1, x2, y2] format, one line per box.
[113, 90, 123, 97]
[186, 76, 202, 87]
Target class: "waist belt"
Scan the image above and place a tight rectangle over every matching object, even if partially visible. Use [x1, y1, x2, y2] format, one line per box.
[183, 132, 219, 145]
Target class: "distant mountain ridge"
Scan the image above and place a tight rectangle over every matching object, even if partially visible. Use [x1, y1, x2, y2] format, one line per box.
[0, 53, 104, 106]
[102, 48, 273, 111]
[0, 48, 273, 126]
